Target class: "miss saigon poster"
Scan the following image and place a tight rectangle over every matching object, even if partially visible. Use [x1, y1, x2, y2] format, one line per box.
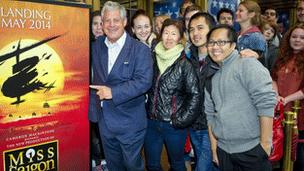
[0, 1, 90, 170]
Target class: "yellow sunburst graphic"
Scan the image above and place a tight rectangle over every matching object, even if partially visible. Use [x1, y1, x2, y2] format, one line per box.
[0, 39, 65, 122]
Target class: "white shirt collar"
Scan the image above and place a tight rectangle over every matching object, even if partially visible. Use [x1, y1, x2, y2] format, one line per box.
[105, 31, 127, 48]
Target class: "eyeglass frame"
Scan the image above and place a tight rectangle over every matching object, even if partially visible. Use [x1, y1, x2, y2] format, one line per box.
[206, 40, 233, 47]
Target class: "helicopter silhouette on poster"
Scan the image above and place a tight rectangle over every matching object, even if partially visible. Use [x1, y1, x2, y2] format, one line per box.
[0, 35, 62, 105]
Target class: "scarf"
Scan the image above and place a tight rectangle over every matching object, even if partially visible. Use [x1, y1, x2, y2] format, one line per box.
[155, 42, 184, 75]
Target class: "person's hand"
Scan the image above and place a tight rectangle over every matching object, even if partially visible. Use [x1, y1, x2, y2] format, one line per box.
[90, 85, 112, 100]
[240, 49, 259, 59]
[283, 96, 291, 106]
[277, 96, 286, 105]
[260, 142, 272, 156]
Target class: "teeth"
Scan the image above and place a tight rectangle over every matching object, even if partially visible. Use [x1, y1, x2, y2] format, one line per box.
[213, 52, 221, 55]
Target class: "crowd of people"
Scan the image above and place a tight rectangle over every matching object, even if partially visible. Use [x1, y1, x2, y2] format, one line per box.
[89, 0, 304, 171]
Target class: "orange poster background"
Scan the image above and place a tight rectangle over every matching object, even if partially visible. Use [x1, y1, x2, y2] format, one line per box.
[0, 1, 90, 170]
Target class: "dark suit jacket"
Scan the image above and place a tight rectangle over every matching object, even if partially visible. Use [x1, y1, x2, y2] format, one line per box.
[89, 33, 153, 138]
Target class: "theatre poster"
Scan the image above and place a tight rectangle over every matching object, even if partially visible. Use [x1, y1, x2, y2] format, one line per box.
[0, 1, 90, 170]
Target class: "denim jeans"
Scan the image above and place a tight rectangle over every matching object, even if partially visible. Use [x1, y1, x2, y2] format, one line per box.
[144, 119, 187, 171]
[190, 129, 218, 171]
[99, 122, 146, 171]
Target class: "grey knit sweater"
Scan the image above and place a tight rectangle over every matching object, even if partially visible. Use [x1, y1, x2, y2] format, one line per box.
[205, 50, 276, 153]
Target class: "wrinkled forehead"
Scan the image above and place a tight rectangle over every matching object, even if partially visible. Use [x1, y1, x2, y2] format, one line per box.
[103, 9, 124, 20]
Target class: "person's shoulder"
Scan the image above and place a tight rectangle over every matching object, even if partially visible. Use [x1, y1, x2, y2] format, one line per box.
[96, 35, 106, 42]
[91, 36, 105, 50]
[238, 57, 266, 72]
[250, 32, 266, 41]
[239, 56, 258, 62]
[93, 36, 106, 46]
[128, 35, 150, 50]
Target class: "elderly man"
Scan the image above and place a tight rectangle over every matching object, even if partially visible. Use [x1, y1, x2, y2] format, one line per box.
[89, 1, 153, 170]
[205, 25, 276, 171]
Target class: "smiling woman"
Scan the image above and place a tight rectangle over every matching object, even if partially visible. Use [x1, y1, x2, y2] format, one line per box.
[272, 23, 304, 171]
[131, 9, 156, 48]
[91, 11, 103, 40]
[235, 0, 267, 60]
[145, 19, 200, 170]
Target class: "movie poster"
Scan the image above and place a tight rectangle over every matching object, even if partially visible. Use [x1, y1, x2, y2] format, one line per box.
[0, 1, 90, 170]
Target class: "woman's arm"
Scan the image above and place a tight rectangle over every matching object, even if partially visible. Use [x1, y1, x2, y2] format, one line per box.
[273, 81, 304, 105]
[284, 90, 304, 105]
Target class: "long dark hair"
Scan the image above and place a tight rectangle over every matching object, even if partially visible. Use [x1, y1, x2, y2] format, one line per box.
[90, 10, 101, 41]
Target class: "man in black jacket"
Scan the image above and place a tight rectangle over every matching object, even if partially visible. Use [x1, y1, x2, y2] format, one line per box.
[188, 12, 219, 171]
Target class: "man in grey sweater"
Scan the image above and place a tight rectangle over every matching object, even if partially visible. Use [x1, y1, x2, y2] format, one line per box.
[204, 25, 276, 171]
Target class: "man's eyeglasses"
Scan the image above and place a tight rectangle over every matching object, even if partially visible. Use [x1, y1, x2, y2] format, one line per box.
[206, 40, 232, 47]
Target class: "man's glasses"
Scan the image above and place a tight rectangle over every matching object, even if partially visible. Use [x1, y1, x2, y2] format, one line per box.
[206, 40, 232, 47]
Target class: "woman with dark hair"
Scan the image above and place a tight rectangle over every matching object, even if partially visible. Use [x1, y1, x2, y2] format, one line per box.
[91, 11, 103, 41]
[131, 9, 157, 48]
[272, 23, 304, 171]
[144, 19, 200, 171]
[89, 10, 105, 169]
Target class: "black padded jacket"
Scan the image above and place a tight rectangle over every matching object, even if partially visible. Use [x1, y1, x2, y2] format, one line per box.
[147, 52, 201, 129]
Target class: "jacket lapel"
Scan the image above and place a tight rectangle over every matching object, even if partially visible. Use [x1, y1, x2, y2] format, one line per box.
[100, 41, 109, 80]
[108, 34, 131, 76]
[99, 39, 109, 80]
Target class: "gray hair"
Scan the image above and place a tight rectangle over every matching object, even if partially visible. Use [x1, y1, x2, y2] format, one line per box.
[101, 1, 127, 20]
